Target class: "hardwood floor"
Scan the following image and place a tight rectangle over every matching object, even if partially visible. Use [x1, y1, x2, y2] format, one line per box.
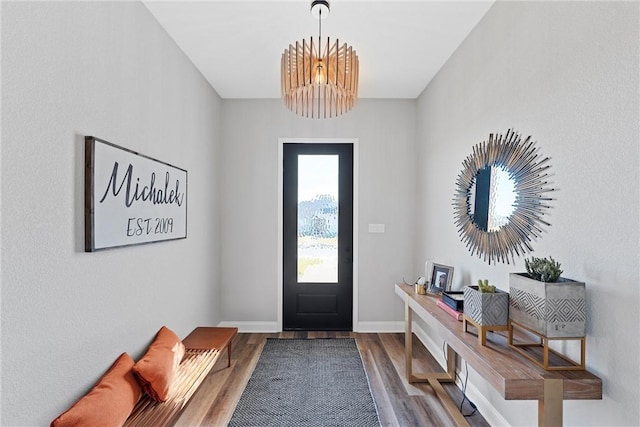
[176, 332, 489, 427]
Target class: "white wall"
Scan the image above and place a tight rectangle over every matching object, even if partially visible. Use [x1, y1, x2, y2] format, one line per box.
[416, 1, 639, 426]
[219, 99, 416, 331]
[1, 2, 223, 425]
[3, 1, 637, 426]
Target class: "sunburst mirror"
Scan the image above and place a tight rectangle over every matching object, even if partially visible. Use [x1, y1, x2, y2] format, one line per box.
[452, 129, 555, 264]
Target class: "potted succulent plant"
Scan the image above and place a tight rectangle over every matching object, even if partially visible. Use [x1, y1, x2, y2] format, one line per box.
[463, 280, 510, 345]
[509, 256, 586, 338]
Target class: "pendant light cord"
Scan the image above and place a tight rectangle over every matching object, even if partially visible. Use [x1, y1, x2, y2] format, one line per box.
[318, 8, 322, 56]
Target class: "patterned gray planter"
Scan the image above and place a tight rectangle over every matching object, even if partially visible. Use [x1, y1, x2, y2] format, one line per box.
[509, 273, 586, 338]
[463, 285, 510, 346]
[463, 286, 510, 326]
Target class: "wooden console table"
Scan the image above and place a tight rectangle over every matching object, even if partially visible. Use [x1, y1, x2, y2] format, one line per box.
[395, 283, 601, 427]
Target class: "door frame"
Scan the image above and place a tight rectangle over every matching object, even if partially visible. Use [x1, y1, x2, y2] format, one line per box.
[277, 138, 359, 332]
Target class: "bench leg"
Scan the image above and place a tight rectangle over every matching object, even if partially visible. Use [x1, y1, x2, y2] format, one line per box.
[227, 340, 232, 367]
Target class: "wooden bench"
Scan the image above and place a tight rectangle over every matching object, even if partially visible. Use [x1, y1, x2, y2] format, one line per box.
[124, 327, 237, 427]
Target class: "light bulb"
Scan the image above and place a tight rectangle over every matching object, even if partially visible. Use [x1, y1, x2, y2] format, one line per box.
[314, 61, 326, 85]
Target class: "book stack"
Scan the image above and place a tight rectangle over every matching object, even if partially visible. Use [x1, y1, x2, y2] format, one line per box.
[437, 298, 463, 321]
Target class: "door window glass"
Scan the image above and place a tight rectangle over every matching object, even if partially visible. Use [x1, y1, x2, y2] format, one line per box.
[297, 155, 338, 283]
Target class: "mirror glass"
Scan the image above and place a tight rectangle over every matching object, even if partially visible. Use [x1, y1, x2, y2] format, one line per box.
[467, 166, 516, 232]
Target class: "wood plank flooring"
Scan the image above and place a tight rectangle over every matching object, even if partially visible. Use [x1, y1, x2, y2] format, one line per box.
[176, 332, 489, 427]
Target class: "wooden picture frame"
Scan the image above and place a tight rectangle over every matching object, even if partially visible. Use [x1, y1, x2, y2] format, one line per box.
[428, 263, 454, 295]
[85, 136, 187, 251]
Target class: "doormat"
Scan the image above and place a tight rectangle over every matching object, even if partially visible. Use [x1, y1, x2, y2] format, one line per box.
[228, 338, 381, 426]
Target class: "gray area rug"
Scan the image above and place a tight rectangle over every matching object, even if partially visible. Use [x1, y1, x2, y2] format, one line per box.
[228, 338, 381, 427]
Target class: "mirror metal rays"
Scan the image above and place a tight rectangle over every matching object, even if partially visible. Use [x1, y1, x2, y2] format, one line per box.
[453, 129, 554, 264]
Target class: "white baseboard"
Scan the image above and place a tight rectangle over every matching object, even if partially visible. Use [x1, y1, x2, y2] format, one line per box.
[411, 322, 509, 427]
[217, 321, 405, 333]
[355, 321, 405, 333]
[457, 370, 510, 427]
[217, 321, 279, 333]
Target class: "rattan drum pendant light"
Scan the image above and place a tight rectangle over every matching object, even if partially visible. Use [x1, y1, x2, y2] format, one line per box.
[281, 0, 359, 118]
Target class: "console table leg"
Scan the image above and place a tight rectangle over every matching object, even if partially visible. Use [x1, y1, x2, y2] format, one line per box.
[403, 298, 469, 427]
[446, 344, 456, 381]
[539, 378, 563, 427]
[428, 377, 470, 427]
[405, 299, 414, 382]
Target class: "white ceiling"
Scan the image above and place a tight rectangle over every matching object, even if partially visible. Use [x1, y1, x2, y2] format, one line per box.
[143, 1, 494, 99]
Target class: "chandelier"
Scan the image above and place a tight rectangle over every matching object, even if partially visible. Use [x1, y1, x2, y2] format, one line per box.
[281, 0, 359, 119]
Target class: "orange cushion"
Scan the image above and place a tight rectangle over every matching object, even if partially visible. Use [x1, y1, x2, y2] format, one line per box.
[132, 326, 185, 402]
[51, 352, 141, 427]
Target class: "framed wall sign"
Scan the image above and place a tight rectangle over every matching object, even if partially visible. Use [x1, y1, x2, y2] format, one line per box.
[85, 136, 187, 251]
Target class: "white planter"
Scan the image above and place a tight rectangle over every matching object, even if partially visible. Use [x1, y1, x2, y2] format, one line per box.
[509, 273, 586, 338]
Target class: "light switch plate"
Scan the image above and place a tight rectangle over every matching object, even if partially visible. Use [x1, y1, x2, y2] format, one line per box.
[368, 223, 385, 233]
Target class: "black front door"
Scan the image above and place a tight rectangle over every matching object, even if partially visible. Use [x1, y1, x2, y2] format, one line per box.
[283, 143, 353, 330]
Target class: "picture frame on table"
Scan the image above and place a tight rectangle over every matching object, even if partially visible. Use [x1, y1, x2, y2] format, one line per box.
[428, 263, 454, 295]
